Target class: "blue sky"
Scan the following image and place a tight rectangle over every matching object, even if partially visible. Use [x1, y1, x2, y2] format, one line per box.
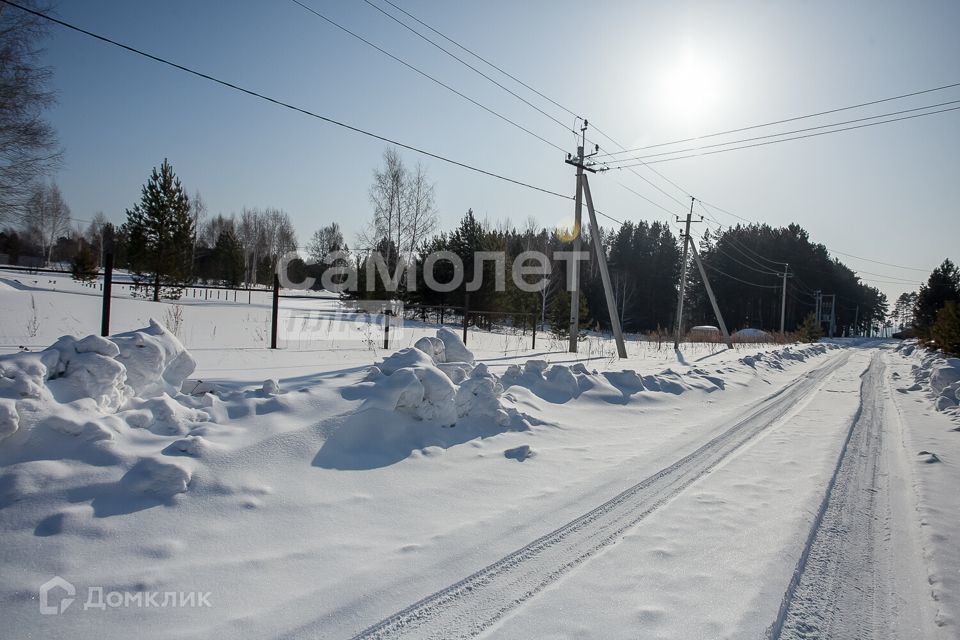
[38, 0, 960, 302]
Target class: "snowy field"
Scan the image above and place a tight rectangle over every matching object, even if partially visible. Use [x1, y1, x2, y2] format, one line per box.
[0, 271, 958, 639]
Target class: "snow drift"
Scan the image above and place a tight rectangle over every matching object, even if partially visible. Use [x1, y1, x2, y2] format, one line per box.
[901, 340, 960, 416]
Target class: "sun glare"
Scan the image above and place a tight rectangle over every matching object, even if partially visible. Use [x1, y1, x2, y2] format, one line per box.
[656, 47, 725, 122]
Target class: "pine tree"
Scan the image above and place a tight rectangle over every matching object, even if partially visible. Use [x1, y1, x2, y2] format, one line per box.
[797, 312, 824, 343]
[914, 259, 960, 334]
[931, 301, 960, 356]
[212, 230, 245, 287]
[70, 243, 97, 282]
[123, 159, 195, 300]
[549, 287, 589, 339]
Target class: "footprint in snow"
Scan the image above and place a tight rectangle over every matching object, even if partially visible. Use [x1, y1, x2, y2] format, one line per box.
[917, 451, 942, 464]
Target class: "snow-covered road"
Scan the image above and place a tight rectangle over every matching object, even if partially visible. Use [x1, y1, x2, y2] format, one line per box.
[773, 351, 934, 639]
[344, 353, 853, 639]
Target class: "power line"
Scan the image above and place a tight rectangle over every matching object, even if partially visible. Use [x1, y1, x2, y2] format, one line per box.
[604, 99, 960, 165]
[699, 201, 930, 274]
[698, 204, 787, 268]
[288, 0, 567, 154]
[702, 261, 782, 289]
[375, 0, 581, 122]
[2, 0, 575, 203]
[614, 181, 679, 218]
[713, 245, 782, 276]
[365, 0, 695, 221]
[361, 0, 577, 138]
[597, 79, 960, 158]
[824, 249, 928, 273]
[610, 105, 960, 168]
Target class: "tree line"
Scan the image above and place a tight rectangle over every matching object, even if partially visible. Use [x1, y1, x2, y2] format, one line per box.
[893, 260, 960, 355]
[7, 148, 939, 343]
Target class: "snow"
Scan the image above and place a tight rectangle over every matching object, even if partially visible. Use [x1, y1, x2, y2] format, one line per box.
[733, 327, 772, 340]
[0, 271, 955, 639]
[891, 341, 960, 630]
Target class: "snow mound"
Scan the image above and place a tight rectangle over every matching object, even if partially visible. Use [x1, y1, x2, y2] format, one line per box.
[436, 327, 474, 364]
[413, 336, 445, 362]
[0, 333, 130, 413]
[112, 319, 196, 398]
[123, 457, 192, 496]
[739, 344, 832, 370]
[122, 395, 212, 436]
[900, 342, 960, 416]
[0, 322, 203, 448]
[733, 328, 771, 341]
[354, 330, 521, 429]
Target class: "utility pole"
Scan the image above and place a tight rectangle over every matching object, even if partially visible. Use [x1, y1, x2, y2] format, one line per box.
[566, 120, 588, 353]
[688, 242, 733, 348]
[829, 295, 836, 337]
[853, 304, 859, 337]
[778, 263, 792, 334]
[564, 120, 627, 358]
[581, 175, 628, 358]
[673, 197, 699, 350]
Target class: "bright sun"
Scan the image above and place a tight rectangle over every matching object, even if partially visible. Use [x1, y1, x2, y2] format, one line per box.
[656, 48, 725, 122]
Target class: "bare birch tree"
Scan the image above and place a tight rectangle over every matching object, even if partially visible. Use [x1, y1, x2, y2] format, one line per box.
[0, 1, 60, 224]
[24, 181, 69, 264]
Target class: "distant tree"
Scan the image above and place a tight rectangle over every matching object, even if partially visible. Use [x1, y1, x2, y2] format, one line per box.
[549, 287, 589, 339]
[211, 229, 245, 287]
[23, 181, 69, 264]
[307, 222, 344, 261]
[914, 259, 960, 333]
[70, 242, 96, 282]
[0, 1, 61, 224]
[931, 301, 960, 356]
[363, 148, 408, 270]
[84, 211, 109, 267]
[797, 312, 824, 343]
[403, 162, 437, 262]
[892, 291, 918, 331]
[123, 159, 195, 300]
[0, 229, 24, 264]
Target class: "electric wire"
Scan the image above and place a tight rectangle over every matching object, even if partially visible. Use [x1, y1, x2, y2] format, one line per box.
[0, 1, 578, 203]
[366, 0, 698, 220]
[610, 105, 960, 168]
[288, 0, 568, 154]
[596, 80, 960, 158]
[361, 0, 578, 138]
[603, 99, 960, 165]
[702, 261, 783, 289]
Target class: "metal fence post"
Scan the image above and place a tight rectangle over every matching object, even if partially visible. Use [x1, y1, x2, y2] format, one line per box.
[383, 309, 390, 350]
[100, 252, 113, 336]
[270, 274, 280, 349]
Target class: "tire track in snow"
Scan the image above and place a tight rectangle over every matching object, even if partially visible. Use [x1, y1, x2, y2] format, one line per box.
[769, 351, 901, 640]
[348, 352, 852, 640]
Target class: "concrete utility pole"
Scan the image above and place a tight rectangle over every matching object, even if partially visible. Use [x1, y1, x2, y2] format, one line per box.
[779, 263, 791, 333]
[564, 120, 627, 358]
[581, 175, 628, 358]
[688, 242, 733, 348]
[673, 197, 698, 350]
[829, 295, 836, 337]
[567, 122, 586, 353]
